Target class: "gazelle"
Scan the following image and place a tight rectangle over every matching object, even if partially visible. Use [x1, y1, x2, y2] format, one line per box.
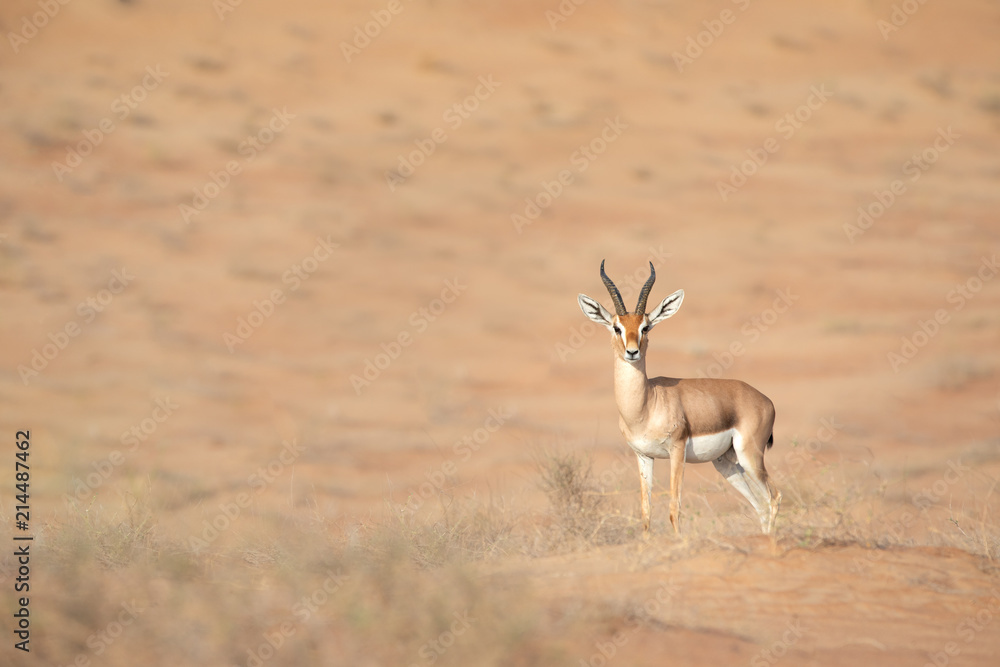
[577, 261, 781, 536]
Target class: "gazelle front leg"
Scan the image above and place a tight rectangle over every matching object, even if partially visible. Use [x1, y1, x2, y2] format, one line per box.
[668, 441, 686, 534]
[635, 452, 654, 538]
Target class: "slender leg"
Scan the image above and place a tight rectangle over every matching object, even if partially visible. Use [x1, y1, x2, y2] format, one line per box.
[713, 450, 762, 511]
[636, 453, 654, 537]
[668, 442, 686, 534]
[768, 488, 782, 535]
[731, 433, 778, 534]
[746, 467, 780, 534]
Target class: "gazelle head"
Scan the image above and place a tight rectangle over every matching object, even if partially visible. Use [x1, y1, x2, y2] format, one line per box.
[578, 260, 684, 363]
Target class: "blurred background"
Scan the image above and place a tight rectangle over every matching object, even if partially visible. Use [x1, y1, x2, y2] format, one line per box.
[1, 1, 999, 665]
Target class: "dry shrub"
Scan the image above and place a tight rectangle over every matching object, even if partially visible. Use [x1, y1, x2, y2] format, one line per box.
[370, 493, 518, 568]
[9, 450, 1000, 667]
[48, 494, 159, 569]
[16, 495, 556, 667]
[533, 449, 638, 550]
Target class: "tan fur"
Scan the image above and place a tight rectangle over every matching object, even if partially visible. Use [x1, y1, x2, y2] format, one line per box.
[578, 283, 781, 536]
[607, 312, 781, 536]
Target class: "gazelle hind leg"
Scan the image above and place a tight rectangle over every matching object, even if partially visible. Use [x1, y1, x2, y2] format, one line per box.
[731, 433, 778, 534]
[768, 486, 782, 535]
[712, 448, 768, 528]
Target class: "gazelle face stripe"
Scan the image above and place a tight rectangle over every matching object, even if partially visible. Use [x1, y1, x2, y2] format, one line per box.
[614, 314, 649, 361]
[613, 318, 630, 350]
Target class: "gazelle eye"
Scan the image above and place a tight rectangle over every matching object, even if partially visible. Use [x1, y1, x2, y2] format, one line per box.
[640, 326, 649, 334]
[613, 326, 622, 335]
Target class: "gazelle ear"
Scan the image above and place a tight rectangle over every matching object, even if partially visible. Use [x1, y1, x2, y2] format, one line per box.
[578, 294, 615, 331]
[647, 289, 684, 328]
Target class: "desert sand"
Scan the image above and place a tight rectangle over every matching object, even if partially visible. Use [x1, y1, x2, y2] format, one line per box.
[1, 0, 999, 665]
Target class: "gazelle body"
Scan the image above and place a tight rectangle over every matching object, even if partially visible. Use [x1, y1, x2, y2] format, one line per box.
[578, 261, 780, 536]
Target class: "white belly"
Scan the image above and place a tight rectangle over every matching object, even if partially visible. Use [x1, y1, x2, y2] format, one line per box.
[631, 427, 735, 463]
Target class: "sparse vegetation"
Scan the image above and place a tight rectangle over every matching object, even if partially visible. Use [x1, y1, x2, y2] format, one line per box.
[6, 454, 997, 667]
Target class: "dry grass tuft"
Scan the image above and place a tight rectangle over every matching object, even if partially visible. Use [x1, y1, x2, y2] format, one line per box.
[4, 452, 999, 666]
[48, 494, 159, 570]
[369, 494, 518, 568]
[533, 449, 638, 551]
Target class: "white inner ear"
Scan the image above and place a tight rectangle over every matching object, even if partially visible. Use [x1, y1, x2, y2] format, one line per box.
[577, 294, 616, 331]
[648, 289, 684, 327]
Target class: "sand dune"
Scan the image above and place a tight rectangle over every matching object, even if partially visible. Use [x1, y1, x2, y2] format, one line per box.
[1, 0, 999, 664]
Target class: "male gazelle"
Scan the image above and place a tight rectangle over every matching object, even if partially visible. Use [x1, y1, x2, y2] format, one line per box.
[578, 261, 780, 536]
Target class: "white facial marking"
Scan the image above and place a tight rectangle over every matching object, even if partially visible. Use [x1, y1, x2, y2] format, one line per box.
[613, 319, 628, 349]
[637, 317, 649, 347]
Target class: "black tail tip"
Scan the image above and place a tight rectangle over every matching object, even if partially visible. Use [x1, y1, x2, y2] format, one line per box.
[766, 433, 774, 449]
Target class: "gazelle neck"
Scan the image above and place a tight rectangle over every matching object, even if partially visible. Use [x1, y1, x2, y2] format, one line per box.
[613, 354, 650, 424]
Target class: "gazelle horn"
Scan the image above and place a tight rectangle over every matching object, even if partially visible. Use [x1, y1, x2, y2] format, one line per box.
[600, 260, 627, 316]
[635, 262, 655, 314]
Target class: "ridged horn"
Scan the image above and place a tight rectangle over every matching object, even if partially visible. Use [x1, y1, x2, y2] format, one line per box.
[600, 260, 627, 316]
[635, 262, 655, 314]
